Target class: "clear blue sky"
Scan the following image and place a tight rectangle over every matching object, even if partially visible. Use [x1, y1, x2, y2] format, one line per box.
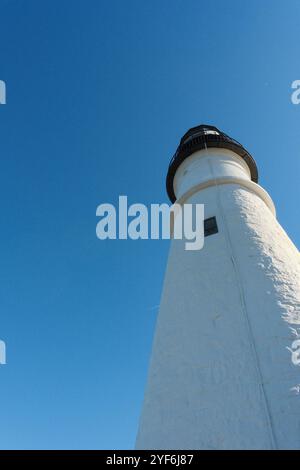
[0, 0, 299, 449]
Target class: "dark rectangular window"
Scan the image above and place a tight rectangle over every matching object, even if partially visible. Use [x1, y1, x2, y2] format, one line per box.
[204, 217, 218, 237]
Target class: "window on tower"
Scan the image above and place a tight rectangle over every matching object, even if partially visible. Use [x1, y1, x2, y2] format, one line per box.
[202, 129, 219, 135]
[184, 129, 219, 144]
[204, 217, 218, 237]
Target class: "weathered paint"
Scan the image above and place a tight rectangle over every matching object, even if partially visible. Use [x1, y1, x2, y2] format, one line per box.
[136, 148, 300, 450]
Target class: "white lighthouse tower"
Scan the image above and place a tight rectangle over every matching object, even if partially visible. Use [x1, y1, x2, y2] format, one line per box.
[136, 125, 300, 450]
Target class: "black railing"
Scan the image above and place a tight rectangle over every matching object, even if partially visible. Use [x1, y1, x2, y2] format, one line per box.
[166, 124, 258, 203]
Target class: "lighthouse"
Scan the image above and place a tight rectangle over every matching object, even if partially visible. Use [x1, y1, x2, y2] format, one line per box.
[136, 125, 300, 450]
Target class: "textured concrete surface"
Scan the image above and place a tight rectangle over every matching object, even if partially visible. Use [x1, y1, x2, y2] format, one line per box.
[136, 173, 300, 449]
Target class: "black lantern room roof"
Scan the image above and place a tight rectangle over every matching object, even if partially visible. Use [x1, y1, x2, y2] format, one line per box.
[166, 124, 258, 203]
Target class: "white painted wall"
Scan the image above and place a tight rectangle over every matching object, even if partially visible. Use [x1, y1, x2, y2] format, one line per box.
[173, 148, 251, 199]
[136, 149, 300, 449]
